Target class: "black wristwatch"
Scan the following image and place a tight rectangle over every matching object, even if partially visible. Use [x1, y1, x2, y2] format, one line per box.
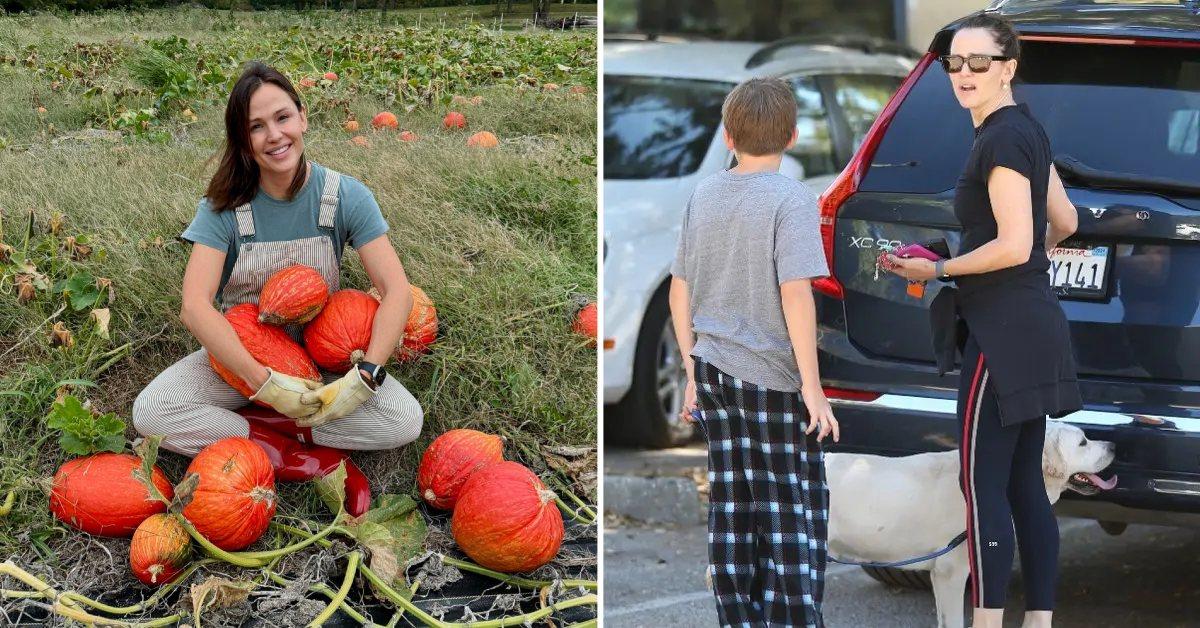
[357, 361, 387, 387]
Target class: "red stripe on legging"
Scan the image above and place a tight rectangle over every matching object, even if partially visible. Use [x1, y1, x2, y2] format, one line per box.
[961, 351, 986, 609]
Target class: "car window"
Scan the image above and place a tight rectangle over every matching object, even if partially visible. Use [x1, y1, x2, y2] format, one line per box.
[863, 41, 1200, 197]
[786, 75, 837, 178]
[603, 75, 732, 180]
[829, 74, 902, 154]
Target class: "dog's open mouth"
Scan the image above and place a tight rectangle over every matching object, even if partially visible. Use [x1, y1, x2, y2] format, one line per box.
[1068, 472, 1119, 496]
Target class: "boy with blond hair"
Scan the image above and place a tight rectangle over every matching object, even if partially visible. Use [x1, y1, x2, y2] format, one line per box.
[669, 77, 840, 628]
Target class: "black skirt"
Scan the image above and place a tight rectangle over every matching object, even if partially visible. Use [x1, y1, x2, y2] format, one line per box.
[930, 271, 1082, 426]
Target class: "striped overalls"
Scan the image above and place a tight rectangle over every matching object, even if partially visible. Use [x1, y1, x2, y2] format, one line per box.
[133, 166, 423, 456]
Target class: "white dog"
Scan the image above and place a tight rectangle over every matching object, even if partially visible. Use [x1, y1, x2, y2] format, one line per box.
[826, 421, 1117, 628]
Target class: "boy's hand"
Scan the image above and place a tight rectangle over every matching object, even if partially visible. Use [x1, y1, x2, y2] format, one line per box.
[801, 384, 840, 443]
[680, 380, 698, 423]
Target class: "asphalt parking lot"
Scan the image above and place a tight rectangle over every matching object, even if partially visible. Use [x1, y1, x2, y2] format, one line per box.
[604, 517, 1200, 627]
[604, 444, 1200, 627]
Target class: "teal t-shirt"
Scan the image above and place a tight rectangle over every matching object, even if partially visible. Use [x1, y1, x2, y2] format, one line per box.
[181, 162, 389, 302]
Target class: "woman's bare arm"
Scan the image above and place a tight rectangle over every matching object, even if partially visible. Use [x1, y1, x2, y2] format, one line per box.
[179, 243, 270, 390]
[1045, 165, 1078, 250]
[940, 166, 1035, 276]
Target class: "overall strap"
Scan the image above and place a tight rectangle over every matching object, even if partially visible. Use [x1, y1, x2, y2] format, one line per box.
[318, 168, 342, 230]
[234, 203, 255, 238]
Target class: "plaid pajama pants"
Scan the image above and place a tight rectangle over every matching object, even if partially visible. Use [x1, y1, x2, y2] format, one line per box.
[692, 356, 828, 628]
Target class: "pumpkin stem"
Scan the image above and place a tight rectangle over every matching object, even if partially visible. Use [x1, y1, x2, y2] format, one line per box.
[248, 486, 277, 506]
[148, 564, 163, 584]
[350, 349, 366, 365]
[537, 487, 557, 506]
[423, 489, 437, 503]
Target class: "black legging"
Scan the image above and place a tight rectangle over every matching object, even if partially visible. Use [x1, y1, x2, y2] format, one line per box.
[958, 333, 1059, 610]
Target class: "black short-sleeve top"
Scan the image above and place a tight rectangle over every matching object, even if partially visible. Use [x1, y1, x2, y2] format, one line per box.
[952, 103, 1052, 296]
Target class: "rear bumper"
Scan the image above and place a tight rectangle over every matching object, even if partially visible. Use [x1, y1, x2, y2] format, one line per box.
[827, 393, 1200, 517]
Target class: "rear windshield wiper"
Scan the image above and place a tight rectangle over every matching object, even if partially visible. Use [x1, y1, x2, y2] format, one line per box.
[1055, 155, 1200, 198]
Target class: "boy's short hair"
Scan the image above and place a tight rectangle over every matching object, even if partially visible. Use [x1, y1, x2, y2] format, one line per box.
[721, 78, 798, 157]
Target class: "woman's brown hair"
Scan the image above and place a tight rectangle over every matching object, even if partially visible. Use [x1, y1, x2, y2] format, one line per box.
[205, 61, 307, 212]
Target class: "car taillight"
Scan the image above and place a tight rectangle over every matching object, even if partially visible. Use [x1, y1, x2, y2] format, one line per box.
[823, 386, 882, 402]
[812, 52, 938, 300]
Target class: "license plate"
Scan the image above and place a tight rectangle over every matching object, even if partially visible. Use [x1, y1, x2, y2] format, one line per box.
[1048, 243, 1111, 297]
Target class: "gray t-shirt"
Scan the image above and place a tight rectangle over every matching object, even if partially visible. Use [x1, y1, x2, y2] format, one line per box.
[670, 169, 829, 392]
[181, 162, 389, 302]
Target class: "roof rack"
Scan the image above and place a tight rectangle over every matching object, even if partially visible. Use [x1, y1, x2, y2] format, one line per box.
[745, 35, 922, 69]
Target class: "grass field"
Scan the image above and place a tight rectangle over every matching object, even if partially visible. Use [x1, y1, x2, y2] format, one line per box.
[0, 7, 596, 623]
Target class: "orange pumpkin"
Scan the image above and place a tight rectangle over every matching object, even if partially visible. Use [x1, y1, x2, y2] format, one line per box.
[367, 284, 438, 361]
[49, 453, 175, 537]
[466, 131, 499, 148]
[451, 461, 564, 573]
[417, 429, 503, 510]
[130, 514, 191, 586]
[371, 111, 398, 130]
[399, 130, 418, 142]
[303, 289, 379, 372]
[181, 437, 276, 551]
[257, 264, 329, 325]
[208, 303, 321, 402]
[573, 302, 597, 344]
[442, 111, 467, 129]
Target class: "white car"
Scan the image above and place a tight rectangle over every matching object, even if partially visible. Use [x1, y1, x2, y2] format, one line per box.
[603, 37, 915, 447]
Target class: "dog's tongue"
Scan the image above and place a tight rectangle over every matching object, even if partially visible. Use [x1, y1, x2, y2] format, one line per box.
[1086, 473, 1118, 490]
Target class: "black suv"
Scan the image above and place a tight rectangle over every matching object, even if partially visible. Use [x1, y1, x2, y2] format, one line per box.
[816, 0, 1200, 546]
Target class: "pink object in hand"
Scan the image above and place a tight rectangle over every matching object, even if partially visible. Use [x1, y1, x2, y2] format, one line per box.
[891, 243, 945, 262]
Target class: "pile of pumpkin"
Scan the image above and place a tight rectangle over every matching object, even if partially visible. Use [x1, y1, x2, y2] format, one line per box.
[47, 427, 572, 589]
[418, 429, 566, 573]
[208, 264, 438, 395]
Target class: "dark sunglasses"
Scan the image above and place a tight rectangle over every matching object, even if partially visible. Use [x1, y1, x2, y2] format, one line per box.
[940, 54, 1010, 74]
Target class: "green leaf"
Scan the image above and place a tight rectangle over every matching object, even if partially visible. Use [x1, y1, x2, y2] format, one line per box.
[97, 432, 126, 454]
[46, 396, 89, 431]
[314, 460, 348, 517]
[134, 435, 170, 506]
[93, 412, 125, 436]
[342, 494, 427, 591]
[59, 432, 93, 457]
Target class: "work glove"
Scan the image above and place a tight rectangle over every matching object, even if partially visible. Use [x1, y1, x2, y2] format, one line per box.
[249, 368, 324, 419]
[296, 367, 377, 428]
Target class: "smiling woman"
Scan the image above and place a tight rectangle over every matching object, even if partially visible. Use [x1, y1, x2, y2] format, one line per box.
[131, 61, 424, 518]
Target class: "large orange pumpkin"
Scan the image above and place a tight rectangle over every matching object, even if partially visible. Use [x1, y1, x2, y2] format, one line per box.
[49, 453, 174, 537]
[181, 437, 276, 551]
[209, 303, 321, 402]
[130, 513, 191, 586]
[303, 289, 378, 372]
[257, 264, 329, 325]
[451, 461, 564, 573]
[417, 429, 503, 510]
[367, 284, 438, 361]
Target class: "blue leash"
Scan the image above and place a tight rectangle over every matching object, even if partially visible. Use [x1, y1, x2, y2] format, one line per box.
[688, 409, 968, 569]
[827, 531, 968, 568]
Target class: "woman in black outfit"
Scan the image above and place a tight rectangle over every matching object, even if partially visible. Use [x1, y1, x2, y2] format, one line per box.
[885, 13, 1082, 628]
